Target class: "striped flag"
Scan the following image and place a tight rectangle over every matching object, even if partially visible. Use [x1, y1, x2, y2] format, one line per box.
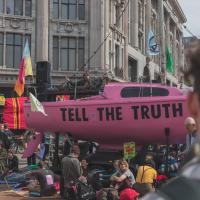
[14, 40, 33, 96]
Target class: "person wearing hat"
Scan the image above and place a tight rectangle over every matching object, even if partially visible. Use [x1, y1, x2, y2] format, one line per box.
[60, 144, 83, 199]
[120, 188, 139, 200]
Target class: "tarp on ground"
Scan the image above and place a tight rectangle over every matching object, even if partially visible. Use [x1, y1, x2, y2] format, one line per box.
[3, 97, 28, 130]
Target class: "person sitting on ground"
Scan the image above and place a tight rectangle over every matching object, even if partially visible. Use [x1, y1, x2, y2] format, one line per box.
[135, 158, 157, 197]
[6, 150, 19, 173]
[97, 160, 135, 200]
[27, 161, 57, 196]
[110, 160, 135, 188]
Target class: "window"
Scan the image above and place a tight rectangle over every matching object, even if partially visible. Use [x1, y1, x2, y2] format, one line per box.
[5, 33, 31, 68]
[53, 36, 84, 71]
[78, 38, 84, 69]
[15, 0, 23, 15]
[78, 0, 85, 20]
[0, 33, 3, 66]
[109, 40, 112, 68]
[6, 0, 14, 15]
[115, 4, 121, 28]
[6, 0, 32, 16]
[115, 44, 120, 68]
[53, 0, 59, 18]
[121, 87, 169, 98]
[53, 36, 59, 70]
[25, 0, 32, 16]
[54, 0, 85, 20]
[0, 0, 3, 13]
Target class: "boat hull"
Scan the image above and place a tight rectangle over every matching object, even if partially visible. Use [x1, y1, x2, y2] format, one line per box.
[24, 96, 189, 148]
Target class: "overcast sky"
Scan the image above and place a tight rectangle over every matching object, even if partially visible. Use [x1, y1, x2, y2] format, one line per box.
[178, 0, 200, 38]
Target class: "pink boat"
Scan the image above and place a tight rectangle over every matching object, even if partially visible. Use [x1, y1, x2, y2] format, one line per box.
[24, 83, 189, 149]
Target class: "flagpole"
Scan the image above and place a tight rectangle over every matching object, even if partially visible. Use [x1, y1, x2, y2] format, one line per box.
[74, 78, 77, 100]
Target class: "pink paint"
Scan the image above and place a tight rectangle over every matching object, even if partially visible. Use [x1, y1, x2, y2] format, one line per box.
[24, 83, 189, 149]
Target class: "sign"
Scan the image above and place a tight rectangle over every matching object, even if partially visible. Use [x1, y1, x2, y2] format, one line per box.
[56, 95, 70, 102]
[0, 96, 5, 106]
[124, 142, 136, 160]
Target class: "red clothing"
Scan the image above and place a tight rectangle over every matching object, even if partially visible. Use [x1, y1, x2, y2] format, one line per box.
[120, 188, 139, 200]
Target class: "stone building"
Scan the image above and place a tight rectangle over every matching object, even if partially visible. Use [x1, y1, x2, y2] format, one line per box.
[0, 0, 186, 97]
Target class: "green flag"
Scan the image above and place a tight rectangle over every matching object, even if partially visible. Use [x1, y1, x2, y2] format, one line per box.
[166, 47, 174, 73]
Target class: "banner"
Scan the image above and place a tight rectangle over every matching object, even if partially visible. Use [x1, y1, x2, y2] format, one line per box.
[3, 97, 28, 129]
[124, 142, 136, 160]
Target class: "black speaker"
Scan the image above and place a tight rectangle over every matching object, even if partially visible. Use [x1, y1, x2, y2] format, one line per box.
[36, 61, 51, 85]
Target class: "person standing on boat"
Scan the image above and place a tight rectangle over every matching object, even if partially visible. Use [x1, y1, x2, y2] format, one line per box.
[141, 41, 200, 200]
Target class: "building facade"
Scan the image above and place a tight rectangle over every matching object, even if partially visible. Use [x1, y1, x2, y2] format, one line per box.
[0, 0, 186, 97]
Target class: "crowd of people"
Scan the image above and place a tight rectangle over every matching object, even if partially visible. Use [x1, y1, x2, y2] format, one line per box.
[0, 123, 19, 177]
[0, 109, 198, 200]
[0, 41, 200, 200]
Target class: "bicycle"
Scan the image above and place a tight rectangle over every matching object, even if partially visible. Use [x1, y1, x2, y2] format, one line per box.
[10, 136, 24, 154]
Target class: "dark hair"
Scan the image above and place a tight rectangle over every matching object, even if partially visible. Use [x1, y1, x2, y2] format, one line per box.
[185, 40, 200, 97]
[144, 159, 155, 169]
[4, 123, 8, 129]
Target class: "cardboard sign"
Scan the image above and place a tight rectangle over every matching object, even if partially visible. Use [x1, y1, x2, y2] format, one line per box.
[124, 142, 136, 160]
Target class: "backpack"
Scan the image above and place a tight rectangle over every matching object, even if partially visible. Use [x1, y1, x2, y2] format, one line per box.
[75, 179, 96, 200]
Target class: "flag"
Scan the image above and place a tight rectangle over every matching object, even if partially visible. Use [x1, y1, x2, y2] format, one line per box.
[14, 40, 33, 96]
[29, 93, 47, 116]
[23, 40, 33, 76]
[147, 31, 160, 56]
[166, 47, 174, 73]
[3, 97, 28, 129]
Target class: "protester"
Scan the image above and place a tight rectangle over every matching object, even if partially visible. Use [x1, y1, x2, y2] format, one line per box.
[60, 144, 83, 199]
[81, 158, 89, 177]
[97, 160, 135, 200]
[0, 143, 7, 176]
[24, 130, 36, 166]
[135, 158, 157, 197]
[142, 41, 200, 200]
[184, 117, 197, 153]
[3, 123, 14, 140]
[27, 161, 57, 196]
[63, 133, 74, 156]
[0, 124, 10, 151]
[110, 160, 135, 188]
[6, 150, 19, 173]
[120, 188, 139, 200]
